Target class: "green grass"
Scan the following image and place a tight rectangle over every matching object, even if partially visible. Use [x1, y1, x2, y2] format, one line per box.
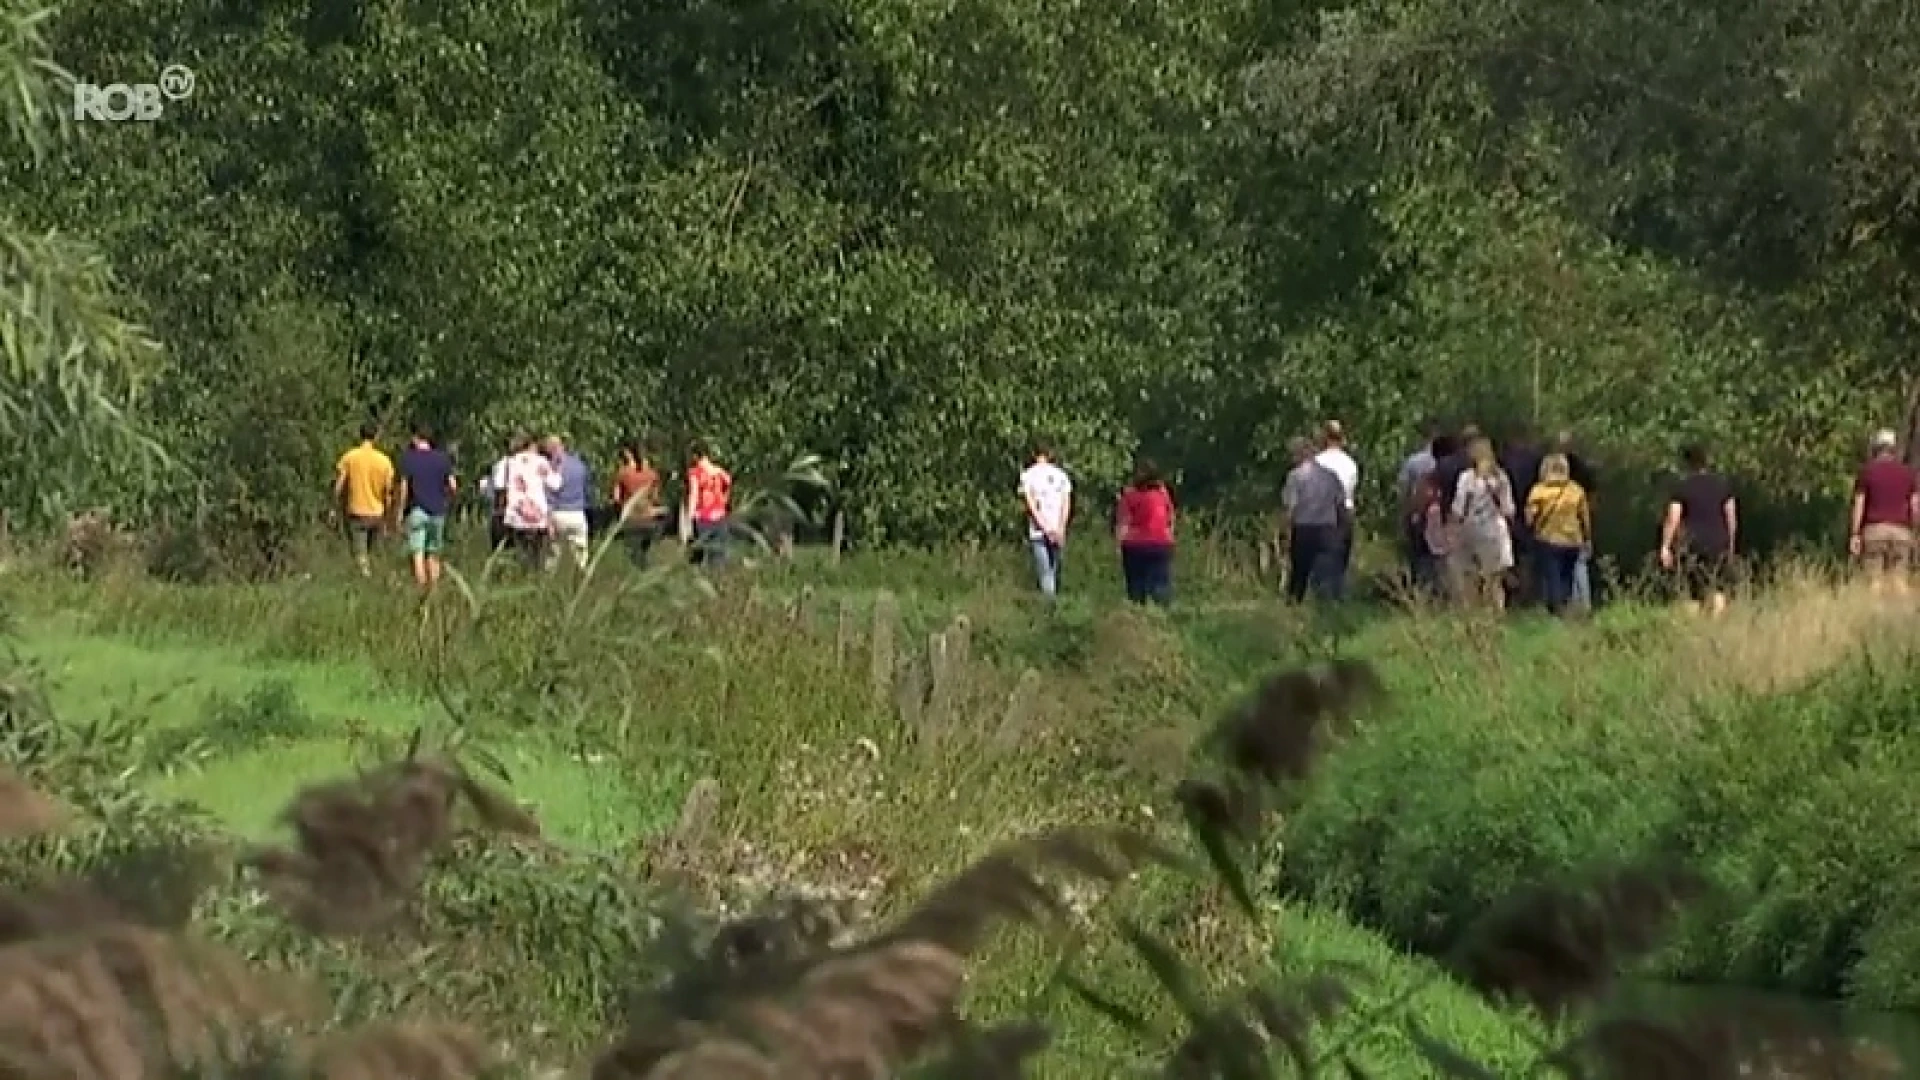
[14, 619, 678, 847]
[2, 542, 1910, 1075]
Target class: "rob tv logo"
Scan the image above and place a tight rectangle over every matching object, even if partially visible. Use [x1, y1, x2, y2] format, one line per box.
[72, 64, 195, 121]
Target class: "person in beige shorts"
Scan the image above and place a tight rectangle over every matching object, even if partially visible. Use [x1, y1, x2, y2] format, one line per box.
[1850, 429, 1917, 594]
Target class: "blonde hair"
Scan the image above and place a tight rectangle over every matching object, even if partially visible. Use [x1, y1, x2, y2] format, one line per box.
[1469, 436, 1496, 474]
[1540, 453, 1571, 483]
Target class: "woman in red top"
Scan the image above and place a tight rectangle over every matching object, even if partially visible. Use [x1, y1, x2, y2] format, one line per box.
[1115, 457, 1175, 605]
[610, 442, 663, 567]
[684, 439, 733, 567]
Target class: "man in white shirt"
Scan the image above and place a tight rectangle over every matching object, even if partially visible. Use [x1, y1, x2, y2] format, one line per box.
[479, 437, 516, 553]
[1018, 442, 1073, 598]
[1312, 420, 1360, 597]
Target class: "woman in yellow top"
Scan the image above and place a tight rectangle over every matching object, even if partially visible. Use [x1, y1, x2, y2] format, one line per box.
[1524, 453, 1592, 615]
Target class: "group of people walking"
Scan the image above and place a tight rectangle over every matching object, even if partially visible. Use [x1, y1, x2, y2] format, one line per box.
[1021, 417, 1919, 616]
[331, 425, 735, 589]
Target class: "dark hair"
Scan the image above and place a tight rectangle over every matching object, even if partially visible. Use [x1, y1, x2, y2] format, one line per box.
[412, 422, 432, 442]
[1681, 444, 1709, 470]
[689, 438, 711, 461]
[1031, 439, 1054, 462]
[1131, 457, 1162, 489]
[358, 422, 378, 442]
[619, 441, 642, 465]
[510, 430, 532, 452]
[1430, 434, 1459, 460]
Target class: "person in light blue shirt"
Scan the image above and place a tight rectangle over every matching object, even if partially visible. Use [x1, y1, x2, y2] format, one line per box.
[542, 435, 593, 571]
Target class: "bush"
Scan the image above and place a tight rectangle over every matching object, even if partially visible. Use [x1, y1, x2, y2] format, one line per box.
[1282, 631, 1920, 1008]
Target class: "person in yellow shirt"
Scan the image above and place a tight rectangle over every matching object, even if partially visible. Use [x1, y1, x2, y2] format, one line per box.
[333, 423, 396, 577]
[1524, 452, 1592, 615]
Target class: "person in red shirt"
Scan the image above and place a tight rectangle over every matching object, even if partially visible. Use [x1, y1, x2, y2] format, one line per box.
[1115, 457, 1175, 605]
[1850, 428, 1918, 594]
[683, 439, 733, 567]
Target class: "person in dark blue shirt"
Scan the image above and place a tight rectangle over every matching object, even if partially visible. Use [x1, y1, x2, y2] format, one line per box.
[397, 423, 456, 589]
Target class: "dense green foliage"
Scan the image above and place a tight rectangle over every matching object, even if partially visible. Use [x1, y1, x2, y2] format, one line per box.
[1, 0, 1916, 550]
[1282, 590, 1920, 1010]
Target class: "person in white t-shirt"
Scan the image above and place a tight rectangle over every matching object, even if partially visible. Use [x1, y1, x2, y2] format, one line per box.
[1018, 442, 1073, 598]
[1312, 420, 1360, 598]
[496, 433, 562, 569]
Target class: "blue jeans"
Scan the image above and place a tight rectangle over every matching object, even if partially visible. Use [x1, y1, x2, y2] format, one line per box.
[1572, 550, 1592, 609]
[1121, 544, 1173, 605]
[1029, 537, 1063, 597]
[690, 519, 728, 567]
[1287, 524, 1345, 603]
[1538, 542, 1582, 614]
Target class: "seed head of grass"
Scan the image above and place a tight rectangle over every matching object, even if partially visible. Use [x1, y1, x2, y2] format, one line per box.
[238, 751, 539, 936]
[1453, 863, 1709, 1018]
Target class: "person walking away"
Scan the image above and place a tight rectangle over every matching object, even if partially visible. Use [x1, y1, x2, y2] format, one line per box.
[543, 435, 593, 571]
[500, 433, 561, 570]
[1524, 453, 1591, 615]
[1282, 437, 1347, 603]
[1412, 470, 1455, 602]
[1115, 458, 1175, 605]
[1500, 425, 1545, 607]
[1849, 428, 1917, 595]
[396, 424, 456, 590]
[1434, 424, 1479, 525]
[1313, 421, 1360, 589]
[480, 438, 515, 553]
[1553, 431, 1600, 609]
[685, 440, 733, 567]
[1402, 431, 1455, 595]
[1018, 442, 1073, 598]
[1449, 435, 1516, 611]
[1659, 444, 1737, 616]
[333, 423, 395, 578]
[611, 442, 664, 568]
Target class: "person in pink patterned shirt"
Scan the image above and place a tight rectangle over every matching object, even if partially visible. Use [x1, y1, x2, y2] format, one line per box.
[495, 432, 562, 570]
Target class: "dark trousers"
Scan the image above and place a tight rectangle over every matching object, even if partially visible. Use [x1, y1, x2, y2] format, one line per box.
[690, 519, 729, 567]
[487, 515, 508, 553]
[1537, 542, 1581, 614]
[622, 522, 659, 568]
[1120, 544, 1173, 605]
[1288, 524, 1345, 602]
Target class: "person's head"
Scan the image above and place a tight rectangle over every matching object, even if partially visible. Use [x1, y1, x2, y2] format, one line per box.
[358, 422, 378, 444]
[1320, 420, 1346, 449]
[1681, 443, 1709, 471]
[689, 438, 711, 464]
[1468, 435, 1496, 472]
[1540, 453, 1571, 484]
[411, 422, 432, 446]
[1430, 433, 1459, 460]
[541, 434, 564, 459]
[1030, 439, 1053, 465]
[1553, 429, 1576, 453]
[1287, 436, 1314, 465]
[1458, 423, 1482, 448]
[1870, 428, 1900, 459]
[510, 430, 533, 453]
[1130, 457, 1162, 489]
[619, 441, 641, 468]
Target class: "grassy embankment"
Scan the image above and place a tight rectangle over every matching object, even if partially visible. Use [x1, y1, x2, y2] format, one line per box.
[0, 536, 1903, 1074]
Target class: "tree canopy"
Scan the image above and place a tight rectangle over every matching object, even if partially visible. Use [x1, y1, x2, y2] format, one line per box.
[1, 0, 1913, 551]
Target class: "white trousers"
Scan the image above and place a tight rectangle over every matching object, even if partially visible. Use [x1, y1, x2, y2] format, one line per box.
[551, 510, 590, 569]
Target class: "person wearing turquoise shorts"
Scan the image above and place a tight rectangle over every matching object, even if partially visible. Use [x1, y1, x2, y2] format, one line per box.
[396, 423, 456, 590]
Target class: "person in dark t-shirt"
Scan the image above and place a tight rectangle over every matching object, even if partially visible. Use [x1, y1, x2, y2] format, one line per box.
[397, 424, 456, 590]
[1435, 424, 1479, 523]
[1659, 443, 1736, 615]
